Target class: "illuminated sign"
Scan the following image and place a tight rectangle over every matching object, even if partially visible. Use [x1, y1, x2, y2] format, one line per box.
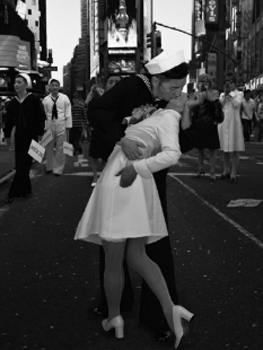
[206, 0, 218, 25]
[107, 0, 137, 48]
[0, 35, 19, 67]
[108, 49, 136, 55]
[17, 40, 31, 70]
[207, 52, 217, 81]
[108, 59, 136, 74]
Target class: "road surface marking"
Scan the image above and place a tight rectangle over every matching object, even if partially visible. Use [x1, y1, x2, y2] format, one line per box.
[169, 174, 263, 250]
[64, 172, 102, 176]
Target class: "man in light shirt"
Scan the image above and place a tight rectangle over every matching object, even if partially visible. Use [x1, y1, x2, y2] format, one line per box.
[43, 79, 72, 176]
[241, 89, 255, 142]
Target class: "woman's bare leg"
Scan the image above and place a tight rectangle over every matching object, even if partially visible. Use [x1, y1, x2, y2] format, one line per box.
[126, 238, 174, 330]
[209, 149, 217, 174]
[101, 240, 126, 321]
[231, 151, 240, 177]
[223, 152, 231, 175]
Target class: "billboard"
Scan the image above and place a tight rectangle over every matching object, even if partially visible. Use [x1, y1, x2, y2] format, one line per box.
[107, 0, 137, 48]
[0, 35, 19, 67]
[108, 58, 136, 74]
[205, 0, 218, 25]
[0, 35, 31, 69]
[17, 40, 31, 70]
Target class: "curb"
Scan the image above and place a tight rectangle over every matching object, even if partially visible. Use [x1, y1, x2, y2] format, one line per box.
[0, 169, 16, 186]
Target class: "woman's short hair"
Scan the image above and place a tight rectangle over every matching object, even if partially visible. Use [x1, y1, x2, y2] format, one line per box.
[197, 73, 214, 88]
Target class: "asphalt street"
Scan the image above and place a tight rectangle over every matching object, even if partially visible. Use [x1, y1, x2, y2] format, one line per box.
[0, 142, 262, 350]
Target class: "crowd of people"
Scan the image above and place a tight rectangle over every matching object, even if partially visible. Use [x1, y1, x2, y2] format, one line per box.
[1, 49, 263, 348]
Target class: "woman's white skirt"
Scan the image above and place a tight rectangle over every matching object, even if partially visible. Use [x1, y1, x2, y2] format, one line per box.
[74, 145, 168, 245]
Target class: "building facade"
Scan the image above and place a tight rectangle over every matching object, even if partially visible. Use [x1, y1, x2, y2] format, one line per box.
[192, 0, 226, 91]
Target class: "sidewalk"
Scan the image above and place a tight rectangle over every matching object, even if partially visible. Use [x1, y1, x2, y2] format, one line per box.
[0, 143, 15, 185]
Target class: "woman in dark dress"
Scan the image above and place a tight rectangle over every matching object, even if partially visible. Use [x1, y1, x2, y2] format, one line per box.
[4, 73, 46, 203]
[192, 73, 221, 181]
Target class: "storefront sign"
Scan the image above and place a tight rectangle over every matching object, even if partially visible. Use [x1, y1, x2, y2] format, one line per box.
[206, 0, 218, 25]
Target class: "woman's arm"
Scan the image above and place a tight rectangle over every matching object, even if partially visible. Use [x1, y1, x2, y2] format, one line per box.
[133, 111, 181, 178]
[117, 112, 181, 187]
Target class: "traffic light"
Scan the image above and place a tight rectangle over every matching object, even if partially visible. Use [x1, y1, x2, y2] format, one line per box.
[155, 30, 162, 55]
[146, 32, 152, 49]
[146, 23, 162, 58]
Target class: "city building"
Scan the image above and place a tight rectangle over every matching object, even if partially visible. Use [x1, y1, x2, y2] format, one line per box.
[0, 0, 48, 96]
[191, 0, 226, 91]
[63, 0, 90, 99]
[228, 0, 263, 91]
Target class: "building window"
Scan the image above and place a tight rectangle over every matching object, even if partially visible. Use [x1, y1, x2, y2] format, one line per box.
[28, 9, 32, 15]
[35, 20, 38, 27]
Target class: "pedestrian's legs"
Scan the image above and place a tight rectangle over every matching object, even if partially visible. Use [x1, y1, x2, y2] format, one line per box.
[8, 138, 32, 198]
[209, 149, 217, 181]
[75, 128, 83, 154]
[101, 240, 126, 320]
[126, 238, 174, 331]
[223, 152, 231, 175]
[194, 149, 205, 177]
[242, 119, 250, 141]
[197, 148, 204, 170]
[91, 157, 99, 184]
[208, 149, 217, 173]
[53, 123, 66, 175]
[231, 151, 239, 177]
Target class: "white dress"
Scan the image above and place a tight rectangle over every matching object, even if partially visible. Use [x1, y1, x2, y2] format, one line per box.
[218, 90, 245, 152]
[74, 109, 181, 245]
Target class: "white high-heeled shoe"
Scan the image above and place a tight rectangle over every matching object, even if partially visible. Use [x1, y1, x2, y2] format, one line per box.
[173, 305, 194, 349]
[102, 315, 124, 339]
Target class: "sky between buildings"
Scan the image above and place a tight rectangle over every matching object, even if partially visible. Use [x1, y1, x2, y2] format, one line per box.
[46, 0, 193, 84]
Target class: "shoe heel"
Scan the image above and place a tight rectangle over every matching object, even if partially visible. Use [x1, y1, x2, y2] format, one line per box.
[173, 306, 194, 349]
[180, 307, 194, 322]
[102, 315, 124, 339]
[115, 325, 124, 339]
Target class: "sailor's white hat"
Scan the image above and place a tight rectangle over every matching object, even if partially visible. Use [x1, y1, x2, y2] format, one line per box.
[145, 50, 185, 75]
[17, 73, 32, 88]
[48, 78, 60, 85]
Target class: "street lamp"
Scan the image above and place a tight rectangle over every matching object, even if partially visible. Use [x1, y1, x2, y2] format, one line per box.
[153, 21, 237, 65]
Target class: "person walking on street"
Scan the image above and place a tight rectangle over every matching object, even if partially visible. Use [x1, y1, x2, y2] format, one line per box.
[240, 89, 255, 142]
[254, 92, 263, 142]
[42, 79, 72, 176]
[191, 73, 222, 182]
[82, 50, 194, 342]
[69, 94, 86, 156]
[218, 73, 245, 183]
[3, 73, 46, 203]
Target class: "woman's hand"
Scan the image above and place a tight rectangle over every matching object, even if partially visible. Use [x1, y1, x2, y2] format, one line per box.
[118, 137, 145, 160]
[185, 92, 204, 109]
[115, 165, 137, 187]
